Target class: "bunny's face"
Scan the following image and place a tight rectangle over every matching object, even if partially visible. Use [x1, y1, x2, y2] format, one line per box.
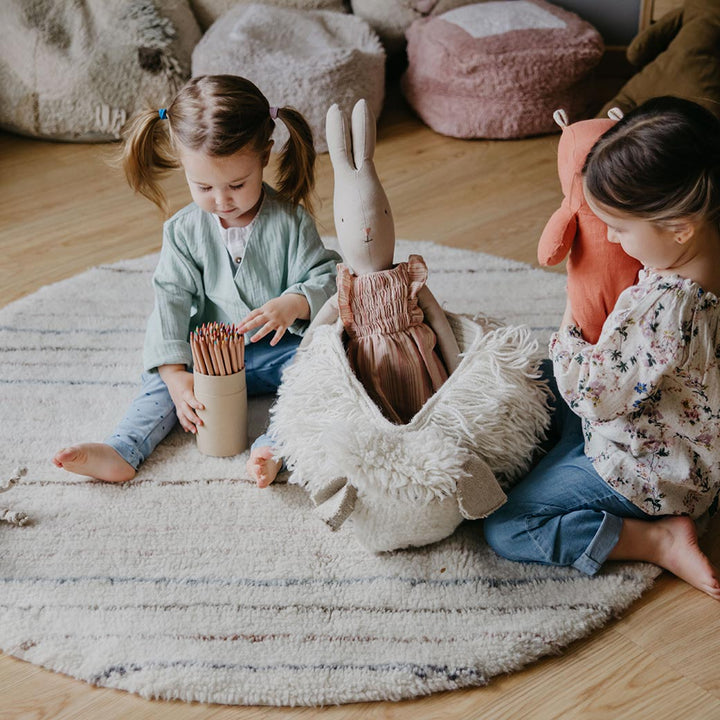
[326, 100, 396, 275]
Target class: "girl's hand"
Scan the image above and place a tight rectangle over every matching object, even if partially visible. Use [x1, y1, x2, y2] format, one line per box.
[158, 364, 204, 433]
[238, 293, 310, 345]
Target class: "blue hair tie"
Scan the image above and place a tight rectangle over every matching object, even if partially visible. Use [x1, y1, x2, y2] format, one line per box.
[158, 108, 168, 120]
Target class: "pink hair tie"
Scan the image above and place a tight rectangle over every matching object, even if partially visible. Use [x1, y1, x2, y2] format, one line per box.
[269, 106, 279, 120]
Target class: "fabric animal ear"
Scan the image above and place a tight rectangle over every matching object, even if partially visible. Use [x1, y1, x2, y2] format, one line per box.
[456, 455, 506, 520]
[350, 98, 375, 171]
[326, 103, 354, 175]
[553, 108, 569, 129]
[310, 476, 357, 531]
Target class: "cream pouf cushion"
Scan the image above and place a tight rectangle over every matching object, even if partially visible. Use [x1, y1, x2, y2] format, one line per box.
[350, 0, 479, 55]
[0, 0, 201, 142]
[401, 0, 604, 139]
[192, 3, 386, 153]
[189, 0, 348, 31]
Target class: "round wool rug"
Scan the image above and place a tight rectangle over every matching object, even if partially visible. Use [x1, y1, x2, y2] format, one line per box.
[0, 240, 659, 706]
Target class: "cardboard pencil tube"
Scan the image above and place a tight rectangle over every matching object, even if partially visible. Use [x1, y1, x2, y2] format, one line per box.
[194, 368, 248, 456]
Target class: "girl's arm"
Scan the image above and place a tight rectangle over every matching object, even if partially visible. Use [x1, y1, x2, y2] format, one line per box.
[282, 212, 341, 329]
[417, 286, 461, 374]
[143, 221, 203, 372]
[551, 285, 686, 422]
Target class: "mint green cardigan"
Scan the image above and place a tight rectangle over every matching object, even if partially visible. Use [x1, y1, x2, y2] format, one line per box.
[143, 187, 340, 372]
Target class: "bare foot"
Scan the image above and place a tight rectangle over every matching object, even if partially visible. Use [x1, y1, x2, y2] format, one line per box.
[52, 443, 136, 483]
[610, 516, 720, 600]
[246, 446, 282, 488]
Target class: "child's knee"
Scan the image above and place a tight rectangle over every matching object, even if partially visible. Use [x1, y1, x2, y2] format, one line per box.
[483, 508, 522, 558]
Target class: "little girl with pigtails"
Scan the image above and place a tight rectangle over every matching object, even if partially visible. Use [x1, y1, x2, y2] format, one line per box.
[53, 74, 340, 486]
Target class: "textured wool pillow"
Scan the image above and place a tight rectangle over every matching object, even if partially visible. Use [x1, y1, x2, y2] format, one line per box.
[192, 3, 386, 153]
[0, 0, 202, 142]
[401, 0, 604, 139]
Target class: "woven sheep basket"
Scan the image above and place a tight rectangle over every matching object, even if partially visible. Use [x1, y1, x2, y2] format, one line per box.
[269, 312, 551, 552]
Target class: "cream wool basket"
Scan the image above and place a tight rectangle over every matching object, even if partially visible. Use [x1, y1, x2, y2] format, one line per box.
[269, 312, 552, 552]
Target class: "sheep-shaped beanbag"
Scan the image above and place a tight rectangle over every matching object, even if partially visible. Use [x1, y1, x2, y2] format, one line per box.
[269, 100, 551, 553]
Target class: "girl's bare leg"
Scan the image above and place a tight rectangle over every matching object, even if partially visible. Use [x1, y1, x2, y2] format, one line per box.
[608, 515, 720, 600]
[52, 443, 136, 483]
[246, 446, 282, 488]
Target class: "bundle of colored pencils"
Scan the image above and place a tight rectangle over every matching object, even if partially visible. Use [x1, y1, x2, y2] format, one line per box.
[191, 322, 245, 376]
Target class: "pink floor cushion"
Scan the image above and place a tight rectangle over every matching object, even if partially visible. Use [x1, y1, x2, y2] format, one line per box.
[401, 0, 604, 139]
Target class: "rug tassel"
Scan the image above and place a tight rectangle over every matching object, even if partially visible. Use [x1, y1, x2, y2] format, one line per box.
[1, 466, 30, 527]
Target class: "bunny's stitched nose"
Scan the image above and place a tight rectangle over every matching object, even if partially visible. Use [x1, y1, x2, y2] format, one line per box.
[364, 227, 372, 243]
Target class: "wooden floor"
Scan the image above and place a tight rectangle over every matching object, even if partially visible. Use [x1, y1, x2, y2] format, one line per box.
[1, 90, 719, 720]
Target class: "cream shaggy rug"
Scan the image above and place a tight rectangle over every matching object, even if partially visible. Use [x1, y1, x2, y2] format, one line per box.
[0, 240, 660, 706]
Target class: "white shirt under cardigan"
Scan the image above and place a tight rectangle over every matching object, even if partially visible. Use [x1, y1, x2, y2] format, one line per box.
[550, 269, 720, 518]
[143, 184, 340, 373]
[216, 210, 256, 267]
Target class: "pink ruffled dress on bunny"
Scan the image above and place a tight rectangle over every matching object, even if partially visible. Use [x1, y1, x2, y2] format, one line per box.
[337, 254, 449, 424]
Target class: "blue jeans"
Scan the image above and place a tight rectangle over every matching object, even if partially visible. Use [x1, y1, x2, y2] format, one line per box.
[483, 360, 652, 575]
[106, 333, 301, 469]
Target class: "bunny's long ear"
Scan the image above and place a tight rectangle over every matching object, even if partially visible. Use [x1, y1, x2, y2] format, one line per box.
[350, 98, 376, 172]
[326, 103, 353, 174]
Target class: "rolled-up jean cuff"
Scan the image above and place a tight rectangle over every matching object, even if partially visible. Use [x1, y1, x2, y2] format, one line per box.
[105, 437, 143, 471]
[573, 511, 623, 575]
[251, 432, 286, 472]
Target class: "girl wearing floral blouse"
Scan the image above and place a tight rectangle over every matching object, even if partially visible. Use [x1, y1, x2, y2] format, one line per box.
[485, 97, 720, 600]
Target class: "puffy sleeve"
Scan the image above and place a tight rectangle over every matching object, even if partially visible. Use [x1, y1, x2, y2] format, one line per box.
[407, 254, 429, 300]
[143, 220, 203, 372]
[550, 276, 692, 422]
[282, 209, 341, 334]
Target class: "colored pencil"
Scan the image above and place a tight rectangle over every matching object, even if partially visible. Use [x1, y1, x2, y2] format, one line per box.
[190, 323, 245, 376]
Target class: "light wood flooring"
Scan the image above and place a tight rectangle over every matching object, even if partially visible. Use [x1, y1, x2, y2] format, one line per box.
[1, 89, 719, 720]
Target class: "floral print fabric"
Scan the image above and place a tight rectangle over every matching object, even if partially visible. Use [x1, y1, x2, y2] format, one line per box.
[551, 269, 720, 517]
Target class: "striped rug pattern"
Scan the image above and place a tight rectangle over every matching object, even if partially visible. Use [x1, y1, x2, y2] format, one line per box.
[0, 240, 659, 706]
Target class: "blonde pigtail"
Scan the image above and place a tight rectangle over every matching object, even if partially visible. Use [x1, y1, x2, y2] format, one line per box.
[120, 108, 179, 215]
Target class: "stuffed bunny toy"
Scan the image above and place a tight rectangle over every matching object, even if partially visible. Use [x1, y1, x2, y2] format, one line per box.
[1, 467, 30, 527]
[266, 100, 558, 551]
[303, 98, 462, 422]
[537, 108, 642, 344]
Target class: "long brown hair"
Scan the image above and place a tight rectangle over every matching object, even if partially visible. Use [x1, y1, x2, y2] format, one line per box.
[121, 75, 316, 215]
[583, 96, 720, 233]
